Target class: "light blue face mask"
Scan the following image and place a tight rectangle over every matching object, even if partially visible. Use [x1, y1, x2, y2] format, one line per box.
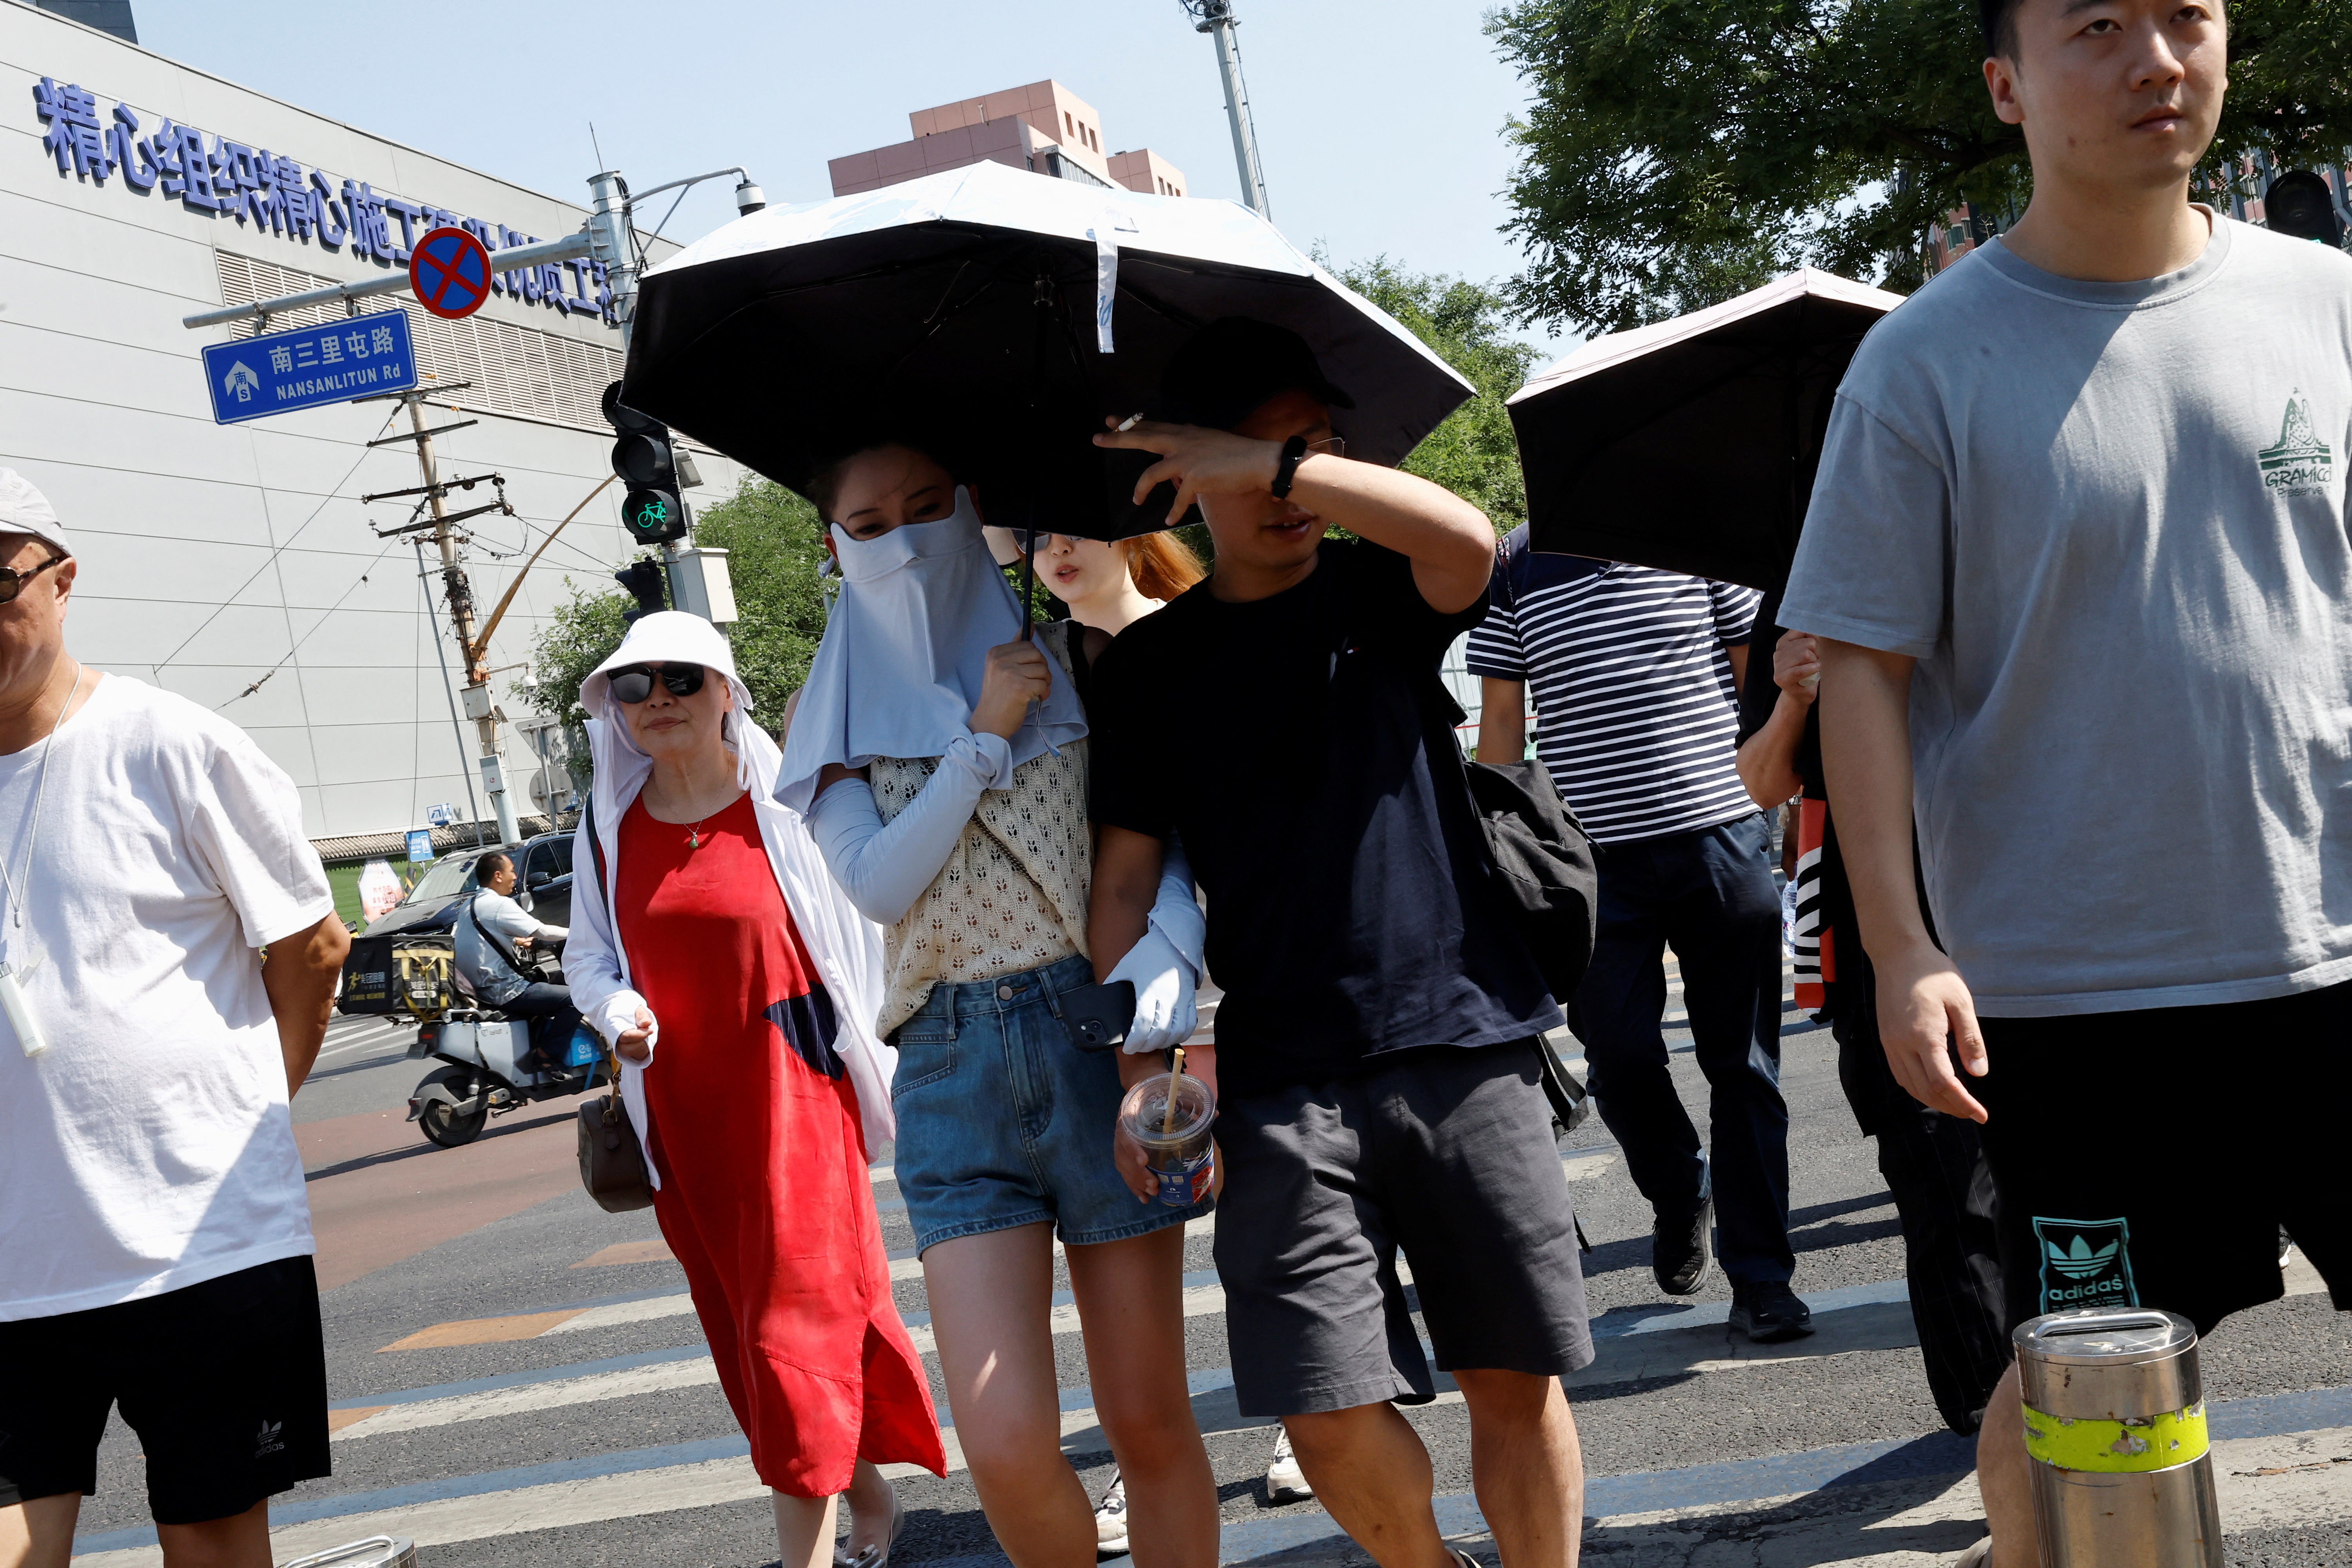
[829, 486, 992, 584]
[777, 486, 1090, 814]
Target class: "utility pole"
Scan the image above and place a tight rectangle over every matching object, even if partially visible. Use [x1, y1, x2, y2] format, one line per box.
[1182, 1, 1272, 218]
[362, 382, 521, 846]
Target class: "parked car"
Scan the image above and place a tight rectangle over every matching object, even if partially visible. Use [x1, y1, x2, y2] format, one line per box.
[361, 829, 576, 938]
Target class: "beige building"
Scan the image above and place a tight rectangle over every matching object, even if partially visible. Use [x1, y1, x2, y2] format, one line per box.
[829, 79, 1185, 200]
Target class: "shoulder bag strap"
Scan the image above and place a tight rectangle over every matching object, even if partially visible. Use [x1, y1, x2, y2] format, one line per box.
[468, 891, 535, 985]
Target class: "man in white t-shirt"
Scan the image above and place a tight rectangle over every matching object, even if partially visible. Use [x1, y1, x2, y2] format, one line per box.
[1780, 2, 2352, 1562]
[452, 848, 575, 1067]
[0, 470, 352, 1568]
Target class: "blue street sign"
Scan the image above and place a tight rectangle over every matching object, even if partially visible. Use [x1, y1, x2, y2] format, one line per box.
[426, 802, 455, 827]
[200, 311, 417, 425]
[405, 827, 436, 864]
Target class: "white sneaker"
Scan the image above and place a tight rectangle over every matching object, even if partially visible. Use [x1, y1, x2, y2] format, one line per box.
[1094, 1470, 1130, 1558]
[1265, 1426, 1314, 1503]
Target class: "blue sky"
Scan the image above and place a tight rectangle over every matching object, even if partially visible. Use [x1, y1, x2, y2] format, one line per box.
[138, 0, 1569, 355]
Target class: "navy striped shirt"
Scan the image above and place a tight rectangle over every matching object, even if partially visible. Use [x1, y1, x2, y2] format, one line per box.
[1466, 529, 1759, 845]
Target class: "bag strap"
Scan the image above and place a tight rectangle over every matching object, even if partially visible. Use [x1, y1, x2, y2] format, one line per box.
[468, 891, 535, 985]
[578, 805, 629, 1117]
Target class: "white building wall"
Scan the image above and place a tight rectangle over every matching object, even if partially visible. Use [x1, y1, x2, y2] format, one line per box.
[0, 0, 750, 840]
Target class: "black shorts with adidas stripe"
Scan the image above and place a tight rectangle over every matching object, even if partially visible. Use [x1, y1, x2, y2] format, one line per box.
[1976, 980, 2352, 1339]
[0, 1254, 329, 1523]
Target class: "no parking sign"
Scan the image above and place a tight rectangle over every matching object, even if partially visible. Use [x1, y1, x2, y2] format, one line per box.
[408, 226, 493, 320]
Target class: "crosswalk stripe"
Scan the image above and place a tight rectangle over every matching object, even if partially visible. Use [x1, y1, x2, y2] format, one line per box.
[331, 1358, 720, 1441]
[76, 1383, 2352, 1565]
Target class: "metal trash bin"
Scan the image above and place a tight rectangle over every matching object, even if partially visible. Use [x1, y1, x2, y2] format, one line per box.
[2013, 1307, 2222, 1567]
[279, 1537, 419, 1568]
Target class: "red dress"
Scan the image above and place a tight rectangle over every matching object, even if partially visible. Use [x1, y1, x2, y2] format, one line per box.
[617, 793, 944, 1496]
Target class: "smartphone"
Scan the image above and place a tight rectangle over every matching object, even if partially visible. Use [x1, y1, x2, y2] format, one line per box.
[1059, 981, 1136, 1052]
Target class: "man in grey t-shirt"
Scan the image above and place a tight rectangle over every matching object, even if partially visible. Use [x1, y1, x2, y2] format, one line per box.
[1780, 0, 2352, 1560]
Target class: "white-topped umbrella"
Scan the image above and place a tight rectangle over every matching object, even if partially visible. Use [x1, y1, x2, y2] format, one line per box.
[622, 159, 1474, 539]
[1507, 268, 1908, 590]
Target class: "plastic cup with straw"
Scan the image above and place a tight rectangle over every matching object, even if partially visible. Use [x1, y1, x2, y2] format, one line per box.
[1119, 1045, 1215, 1207]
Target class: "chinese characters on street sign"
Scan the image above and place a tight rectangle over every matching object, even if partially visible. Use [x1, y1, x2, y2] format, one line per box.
[200, 312, 418, 425]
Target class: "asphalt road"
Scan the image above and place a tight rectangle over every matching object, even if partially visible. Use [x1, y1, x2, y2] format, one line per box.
[64, 975, 2352, 1568]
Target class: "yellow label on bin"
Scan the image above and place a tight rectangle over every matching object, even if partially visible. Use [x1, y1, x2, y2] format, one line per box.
[2021, 1400, 2208, 1473]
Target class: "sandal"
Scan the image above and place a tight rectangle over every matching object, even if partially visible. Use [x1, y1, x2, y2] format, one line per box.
[835, 1480, 906, 1568]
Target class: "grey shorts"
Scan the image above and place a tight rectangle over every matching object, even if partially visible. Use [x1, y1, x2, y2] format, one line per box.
[1213, 1041, 1595, 1417]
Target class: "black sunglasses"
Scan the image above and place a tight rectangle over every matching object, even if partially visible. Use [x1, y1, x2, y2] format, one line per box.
[0, 554, 67, 606]
[608, 662, 708, 704]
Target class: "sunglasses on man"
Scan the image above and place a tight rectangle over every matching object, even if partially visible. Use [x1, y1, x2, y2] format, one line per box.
[607, 662, 708, 704]
[0, 554, 68, 605]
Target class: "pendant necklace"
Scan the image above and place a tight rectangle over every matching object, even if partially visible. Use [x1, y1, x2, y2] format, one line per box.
[686, 815, 711, 850]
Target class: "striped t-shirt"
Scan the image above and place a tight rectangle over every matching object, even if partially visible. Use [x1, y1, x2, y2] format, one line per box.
[1466, 530, 1760, 845]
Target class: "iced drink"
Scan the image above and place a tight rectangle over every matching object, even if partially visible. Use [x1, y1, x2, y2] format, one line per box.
[1119, 1070, 1214, 1208]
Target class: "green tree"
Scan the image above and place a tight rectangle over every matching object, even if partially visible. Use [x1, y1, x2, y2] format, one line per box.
[515, 475, 831, 776]
[1329, 256, 1542, 532]
[1487, 0, 2352, 336]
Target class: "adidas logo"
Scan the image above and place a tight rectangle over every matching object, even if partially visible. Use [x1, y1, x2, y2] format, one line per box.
[255, 1418, 285, 1458]
[2045, 1234, 2122, 1280]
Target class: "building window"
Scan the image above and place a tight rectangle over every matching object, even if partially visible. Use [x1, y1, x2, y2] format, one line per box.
[1065, 111, 1074, 138]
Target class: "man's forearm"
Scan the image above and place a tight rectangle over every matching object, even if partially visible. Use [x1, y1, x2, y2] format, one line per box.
[1477, 678, 1526, 764]
[262, 912, 352, 1096]
[1736, 692, 1810, 808]
[1289, 457, 1494, 612]
[1814, 641, 1930, 957]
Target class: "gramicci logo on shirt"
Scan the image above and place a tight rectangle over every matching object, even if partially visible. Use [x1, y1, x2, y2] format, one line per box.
[2034, 1215, 2139, 1313]
[2258, 390, 2333, 497]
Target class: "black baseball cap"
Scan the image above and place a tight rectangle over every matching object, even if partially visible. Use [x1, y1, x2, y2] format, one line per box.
[1158, 317, 1354, 431]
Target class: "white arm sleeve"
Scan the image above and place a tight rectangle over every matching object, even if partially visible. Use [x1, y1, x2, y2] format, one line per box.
[1145, 834, 1205, 975]
[806, 731, 1014, 926]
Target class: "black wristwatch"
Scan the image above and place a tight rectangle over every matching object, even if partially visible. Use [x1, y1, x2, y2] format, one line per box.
[1270, 434, 1309, 499]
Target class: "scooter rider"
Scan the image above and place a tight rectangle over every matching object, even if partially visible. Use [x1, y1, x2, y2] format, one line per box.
[454, 850, 577, 1071]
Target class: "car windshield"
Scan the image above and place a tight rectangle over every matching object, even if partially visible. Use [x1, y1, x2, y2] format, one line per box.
[404, 856, 480, 902]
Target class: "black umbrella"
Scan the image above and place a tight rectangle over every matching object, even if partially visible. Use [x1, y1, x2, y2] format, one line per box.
[621, 159, 1473, 546]
[1506, 269, 1906, 592]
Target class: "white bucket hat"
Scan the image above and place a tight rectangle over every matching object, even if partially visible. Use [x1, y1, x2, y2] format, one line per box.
[579, 611, 761, 790]
[0, 469, 71, 557]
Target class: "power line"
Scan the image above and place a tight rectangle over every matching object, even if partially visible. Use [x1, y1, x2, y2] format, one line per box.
[154, 406, 398, 672]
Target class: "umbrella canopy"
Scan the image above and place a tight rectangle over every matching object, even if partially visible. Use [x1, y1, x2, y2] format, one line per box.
[623, 159, 1475, 539]
[1506, 269, 1907, 592]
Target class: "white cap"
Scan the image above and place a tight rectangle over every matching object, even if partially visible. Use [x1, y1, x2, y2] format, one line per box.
[0, 470, 71, 557]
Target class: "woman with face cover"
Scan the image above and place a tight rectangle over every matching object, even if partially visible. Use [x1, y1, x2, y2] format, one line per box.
[779, 441, 1216, 1568]
[563, 612, 944, 1568]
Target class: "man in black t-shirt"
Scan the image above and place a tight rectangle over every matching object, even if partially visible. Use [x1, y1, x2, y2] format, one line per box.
[1089, 319, 1593, 1568]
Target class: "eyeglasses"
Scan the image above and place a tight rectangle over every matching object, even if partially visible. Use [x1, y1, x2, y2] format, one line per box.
[608, 663, 708, 704]
[1011, 529, 1081, 555]
[0, 554, 67, 606]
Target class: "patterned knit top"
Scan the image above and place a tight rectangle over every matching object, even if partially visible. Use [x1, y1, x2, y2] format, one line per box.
[868, 622, 1094, 1038]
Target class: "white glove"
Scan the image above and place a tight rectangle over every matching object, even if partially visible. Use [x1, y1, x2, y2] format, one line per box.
[1106, 925, 1197, 1053]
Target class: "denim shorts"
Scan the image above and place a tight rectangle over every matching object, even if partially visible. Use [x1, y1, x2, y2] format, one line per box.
[890, 953, 1208, 1254]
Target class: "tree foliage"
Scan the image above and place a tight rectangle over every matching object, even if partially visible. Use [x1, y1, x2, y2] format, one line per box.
[1487, 0, 2352, 336]
[1330, 257, 1543, 532]
[515, 475, 832, 776]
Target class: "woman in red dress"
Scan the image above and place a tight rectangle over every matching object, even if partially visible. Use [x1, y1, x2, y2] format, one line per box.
[565, 612, 944, 1568]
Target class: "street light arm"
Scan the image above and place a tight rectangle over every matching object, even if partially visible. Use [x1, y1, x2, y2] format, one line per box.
[466, 475, 615, 666]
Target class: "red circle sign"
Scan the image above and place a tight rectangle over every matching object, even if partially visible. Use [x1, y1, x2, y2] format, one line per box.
[408, 226, 494, 320]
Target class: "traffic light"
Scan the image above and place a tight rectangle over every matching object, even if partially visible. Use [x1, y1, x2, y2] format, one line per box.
[603, 381, 691, 545]
[2265, 171, 2344, 247]
[614, 559, 668, 624]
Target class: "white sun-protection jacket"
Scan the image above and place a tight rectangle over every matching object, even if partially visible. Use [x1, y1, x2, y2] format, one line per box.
[562, 613, 896, 1183]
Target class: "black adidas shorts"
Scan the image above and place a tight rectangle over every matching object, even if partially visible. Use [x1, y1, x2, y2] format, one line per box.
[1976, 981, 2352, 1339]
[0, 1255, 330, 1524]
